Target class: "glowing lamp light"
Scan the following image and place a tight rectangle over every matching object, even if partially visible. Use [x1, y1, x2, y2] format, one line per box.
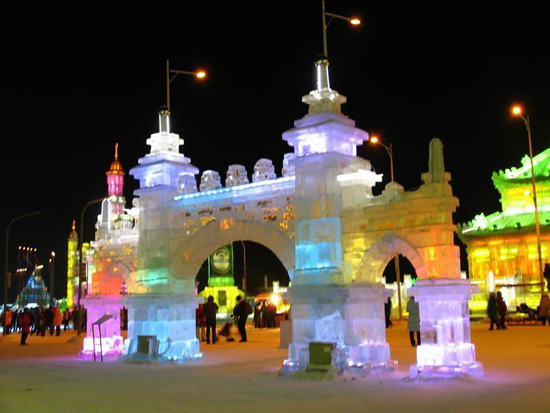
[196, 70, 206, 79]
[511, 105, 522, 116]
[369, 135, 379, 144]
[350, 17, 361, 25]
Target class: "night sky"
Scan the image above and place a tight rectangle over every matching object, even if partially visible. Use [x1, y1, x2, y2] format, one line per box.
[2, 1, 550, 300]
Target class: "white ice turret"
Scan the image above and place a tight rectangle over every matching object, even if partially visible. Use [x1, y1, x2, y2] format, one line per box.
[146, 106, 184, 155]
[131, 107, 199, 192]
[301, 57, 347, 115]
[282, 58, 368, 157]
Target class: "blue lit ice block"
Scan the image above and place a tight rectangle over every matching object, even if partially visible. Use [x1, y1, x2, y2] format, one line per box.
[408, 279, 483, 379]
[283, 283, 396, 374]
[124, 294, 203, 363]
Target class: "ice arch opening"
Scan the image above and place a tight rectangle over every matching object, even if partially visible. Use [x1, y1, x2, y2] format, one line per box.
[171, 220, 295, 281]
[357, 234, 427, 283]
[195, 241, 291, 292]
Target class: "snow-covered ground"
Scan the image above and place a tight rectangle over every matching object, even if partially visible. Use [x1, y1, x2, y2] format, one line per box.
[1, 320, 549, 412]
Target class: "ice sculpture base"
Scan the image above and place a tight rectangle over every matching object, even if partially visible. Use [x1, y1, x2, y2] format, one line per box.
[408, 279, 484, 379]
[283, 283, 395, 374]
[124, 293, 203, 363]
[410, 362, 484, 379]
[80, 335, 124, 359]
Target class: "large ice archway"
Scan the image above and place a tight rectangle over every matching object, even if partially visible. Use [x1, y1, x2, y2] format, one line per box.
[357, 234, 428, 283]
[170, 219, 295, 280]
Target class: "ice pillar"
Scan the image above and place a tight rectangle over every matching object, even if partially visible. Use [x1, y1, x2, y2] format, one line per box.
[125, 108, 202, 362]
[282, 59, 393, 373]
[80, 295, 124, 358]
[408, 279, 483, 378]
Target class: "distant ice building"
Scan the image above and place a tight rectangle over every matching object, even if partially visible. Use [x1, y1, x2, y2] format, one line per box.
[459, 149, 550, 314]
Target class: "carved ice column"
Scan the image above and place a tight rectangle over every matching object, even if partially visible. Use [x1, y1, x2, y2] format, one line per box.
[282, 58, 394, 373]
[407, 139, 483, 378]
[408, 279, 483, 378]
[126, 107, 202, 362]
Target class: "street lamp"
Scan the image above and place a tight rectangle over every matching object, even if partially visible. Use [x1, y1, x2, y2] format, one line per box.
[49, 251, 55, 307]
[369, 135, 394, 182]
[3, 211, 41, 335]
[512, 105, 545, 295]
[370, 135, 402, 318]
[166, 59, 207, 112]
[321, 0, 362, 59]
[77, 198, 104, 335]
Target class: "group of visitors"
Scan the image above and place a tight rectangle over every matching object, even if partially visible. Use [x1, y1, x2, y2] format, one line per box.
[253, 299, 277, 329]
[196, 295, 252, 344]
[487, 291, 508, 330]
[487, 290, 550, 329]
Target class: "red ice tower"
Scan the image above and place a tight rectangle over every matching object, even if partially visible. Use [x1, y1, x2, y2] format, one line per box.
[106, 143, 125, 216]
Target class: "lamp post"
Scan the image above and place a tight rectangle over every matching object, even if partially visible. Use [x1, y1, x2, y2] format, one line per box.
[77, 198, 104, 335]
[369, 135, 394, 182]
[370, 135, 402, 318]
[321, 0, 361, 59]
[3, 211, 41, 336]
[166, 59, 206, 112]
[48, 251, 55, 307]
[240, 241, 247, 297]
[512, 105, 545, 295]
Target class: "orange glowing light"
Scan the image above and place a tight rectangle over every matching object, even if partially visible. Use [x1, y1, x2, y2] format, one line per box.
[511, 105, 522, 116]
[196, 70, 207, 79]
[370, 135, 379, 143]
[350, 17, 361, 25]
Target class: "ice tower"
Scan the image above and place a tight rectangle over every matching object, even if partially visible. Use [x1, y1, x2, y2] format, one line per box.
[407, 139, 483, 378]
[282, 57, 395, 373]
[126, 107, 202, 362]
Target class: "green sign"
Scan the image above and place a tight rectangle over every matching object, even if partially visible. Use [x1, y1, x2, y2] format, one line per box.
[208, 244, 234, 281]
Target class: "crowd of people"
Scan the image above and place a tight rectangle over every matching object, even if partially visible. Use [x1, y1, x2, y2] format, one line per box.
[2, 306, 83, 345]
[2, 306, 132, 346]
[253, 299, 278, 329]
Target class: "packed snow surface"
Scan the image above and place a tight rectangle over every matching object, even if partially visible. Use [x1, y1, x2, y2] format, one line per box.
[1, 320, 549, 412]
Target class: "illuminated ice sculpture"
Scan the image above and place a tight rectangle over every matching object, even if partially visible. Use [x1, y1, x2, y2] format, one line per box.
[408, 279, 483, 378]
[282, 57, 396, 373]
[127, 107, 202, 362]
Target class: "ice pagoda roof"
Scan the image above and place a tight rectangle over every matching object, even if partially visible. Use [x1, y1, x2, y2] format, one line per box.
[492, 148, 550, 192]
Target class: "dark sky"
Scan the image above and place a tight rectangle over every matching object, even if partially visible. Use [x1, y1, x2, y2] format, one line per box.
[2, 1, 550, 300]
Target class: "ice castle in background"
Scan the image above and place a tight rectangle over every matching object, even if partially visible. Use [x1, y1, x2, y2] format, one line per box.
[78, 57, 482, 378]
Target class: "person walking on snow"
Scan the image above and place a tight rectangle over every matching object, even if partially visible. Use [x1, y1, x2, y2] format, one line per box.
[203, 295, 219, 344]
[19, 308, 32, 345]
[538, 293, 550, 326]
[487, 292, 499, 330]
[406, 296, 421, 347]
[232, 295, 251, 342]
[496, 291, 507, 329]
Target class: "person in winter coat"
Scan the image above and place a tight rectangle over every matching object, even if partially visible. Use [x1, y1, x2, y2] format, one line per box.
[496, 291, 507, 330]
[203, 296, 219, 344]
[53, 307, 63, 336]
[19, 308, 32, 345]
[538, 293, 550, 326]
[487, 292, 499, 330]
[406, 296, 421, 347]
[232, 296, 250, 342]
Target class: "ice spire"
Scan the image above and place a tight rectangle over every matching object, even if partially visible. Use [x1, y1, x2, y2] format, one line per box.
[146, 106, 184, 155]
[428, 138, 447, 183]
[106, 143, 125, 197]
[158, 105, 170, 134]
[302, 56, 346, 114]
